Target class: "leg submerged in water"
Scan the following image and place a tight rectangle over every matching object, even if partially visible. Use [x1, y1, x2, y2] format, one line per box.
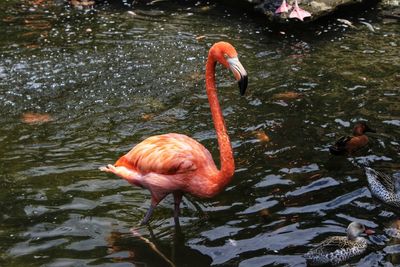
[140, 203, 155, 226]
[173, 192, 183, 225]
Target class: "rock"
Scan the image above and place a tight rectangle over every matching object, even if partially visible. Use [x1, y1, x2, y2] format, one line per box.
[138, 0, 387, 23]
[222, 0, 380, 23]
[309, 1, 331, 12]
[382, 0, 400, 6]
[380, 0, 400, 21]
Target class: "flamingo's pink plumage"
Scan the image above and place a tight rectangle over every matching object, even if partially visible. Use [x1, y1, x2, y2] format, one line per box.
[100, 42, 248, 225]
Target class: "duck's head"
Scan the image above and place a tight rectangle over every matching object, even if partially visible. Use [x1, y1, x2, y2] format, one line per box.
[353, 121, 376, 136]
[347, 222, 374, 240]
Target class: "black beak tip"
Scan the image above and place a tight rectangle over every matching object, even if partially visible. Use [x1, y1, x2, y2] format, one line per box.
[238, 75, 248, 96]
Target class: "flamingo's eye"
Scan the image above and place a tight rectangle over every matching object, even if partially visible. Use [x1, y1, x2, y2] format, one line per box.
[223, 54, 229, 59]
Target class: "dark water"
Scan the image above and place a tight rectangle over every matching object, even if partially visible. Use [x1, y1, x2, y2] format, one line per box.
[0, 0, 399, 266]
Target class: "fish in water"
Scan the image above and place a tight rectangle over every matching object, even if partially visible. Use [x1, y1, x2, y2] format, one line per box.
[21, 112, 53, 124]
[337, 18, 357, 28]
[359, 21, 375, 32]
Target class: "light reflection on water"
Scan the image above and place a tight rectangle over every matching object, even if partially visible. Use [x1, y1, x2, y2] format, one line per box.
[0, 0, 399, 266]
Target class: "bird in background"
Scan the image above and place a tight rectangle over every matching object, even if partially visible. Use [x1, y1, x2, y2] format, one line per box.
[100, 42, 248, 225]
[365, 167, 400, 208]
[304, 222, 374, 266]
[329, 121, 376, 155]
[275, 0, 312, 21]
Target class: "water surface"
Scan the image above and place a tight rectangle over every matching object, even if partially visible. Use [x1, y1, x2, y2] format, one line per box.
[0, 0, 399, 266]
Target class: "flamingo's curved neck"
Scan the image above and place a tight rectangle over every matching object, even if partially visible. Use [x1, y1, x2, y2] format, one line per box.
[205, 56, 235, 189]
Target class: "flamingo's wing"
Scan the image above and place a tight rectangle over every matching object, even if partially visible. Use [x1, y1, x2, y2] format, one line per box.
[115, 133, 214, 175]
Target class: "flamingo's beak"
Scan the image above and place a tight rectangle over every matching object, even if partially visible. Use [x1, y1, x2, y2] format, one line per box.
[227, 57, 248, 96]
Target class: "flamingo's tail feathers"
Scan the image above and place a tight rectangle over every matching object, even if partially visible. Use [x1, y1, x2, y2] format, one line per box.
[115, 156, 135, 169]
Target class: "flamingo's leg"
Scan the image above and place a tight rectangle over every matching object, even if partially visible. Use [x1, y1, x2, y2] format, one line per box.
[140, 203, 155, 226]
[140, 192, 167, 226]
[173, 192, 183, 224]
[140, 200, 158, 226]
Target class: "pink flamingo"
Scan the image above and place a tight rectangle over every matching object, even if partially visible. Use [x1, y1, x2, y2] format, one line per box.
[275, 0, 311, 21]
[100, 42, 248, 225]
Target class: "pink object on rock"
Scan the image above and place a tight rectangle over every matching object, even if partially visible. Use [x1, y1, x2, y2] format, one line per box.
[289, 0, 311, 21]
[275, 0, 292, 13]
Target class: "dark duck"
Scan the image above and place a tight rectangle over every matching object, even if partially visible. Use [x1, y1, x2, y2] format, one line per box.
[329, 122, 375, 155]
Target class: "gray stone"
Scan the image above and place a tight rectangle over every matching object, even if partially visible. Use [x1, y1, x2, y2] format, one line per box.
[235, 0, 381, 22]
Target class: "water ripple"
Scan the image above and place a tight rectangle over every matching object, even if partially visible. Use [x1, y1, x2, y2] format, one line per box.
[0, 1, 399, 266]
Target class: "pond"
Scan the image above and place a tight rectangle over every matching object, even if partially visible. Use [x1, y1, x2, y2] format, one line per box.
[0, 0, 399, 266]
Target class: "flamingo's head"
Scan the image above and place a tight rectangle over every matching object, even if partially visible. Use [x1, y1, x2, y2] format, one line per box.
[210, 41, 248, 95]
